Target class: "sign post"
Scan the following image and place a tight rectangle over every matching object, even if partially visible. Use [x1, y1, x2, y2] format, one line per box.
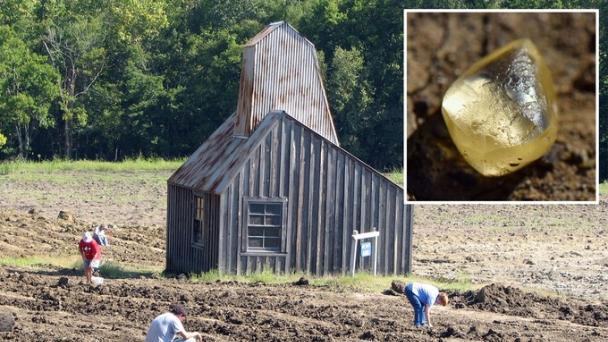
[350, 228, 380, 277]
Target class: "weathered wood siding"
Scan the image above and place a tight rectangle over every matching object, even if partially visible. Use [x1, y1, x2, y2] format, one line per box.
[219, 114, 411, 276]
[166, 185, 220, 274]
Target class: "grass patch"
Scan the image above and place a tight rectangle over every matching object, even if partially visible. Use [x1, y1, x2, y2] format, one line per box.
[0, 159, 175, 207]
[0, 256, 162, 279]
[191, 269, 222, 282]
[599, 181, 608, 195]
[190, 268, 472, 293]
[97, 261, 162, 279]
[0, 256, 472, 293]
[0, 157, 185, 175]
[0, 162, 18, 175]
[309, 272, 393, 293]
[383, 168, 403, 186]
[0, 255, 80, 269]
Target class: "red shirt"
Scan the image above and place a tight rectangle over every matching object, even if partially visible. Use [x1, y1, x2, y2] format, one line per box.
[79, 239, 101, 260]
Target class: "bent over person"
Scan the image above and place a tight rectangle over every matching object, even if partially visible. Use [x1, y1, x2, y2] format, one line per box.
[78, 232, 102, 283]
[404, 282, 449, 327]
[145, 304, 202, 342]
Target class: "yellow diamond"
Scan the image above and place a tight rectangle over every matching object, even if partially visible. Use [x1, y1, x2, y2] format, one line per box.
[441, 39, 558, 177]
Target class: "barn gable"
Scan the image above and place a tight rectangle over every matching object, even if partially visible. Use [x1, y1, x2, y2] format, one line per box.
[168, 111, 279, 195]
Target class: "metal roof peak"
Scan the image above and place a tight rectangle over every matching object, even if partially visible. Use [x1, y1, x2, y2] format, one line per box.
[234, 21, 338, 145]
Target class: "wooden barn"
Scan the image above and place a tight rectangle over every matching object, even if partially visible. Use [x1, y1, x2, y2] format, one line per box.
[166, 21, 413, 276]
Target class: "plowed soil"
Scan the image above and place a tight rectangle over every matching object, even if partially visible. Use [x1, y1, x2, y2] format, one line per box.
[0, 170, 606, 341]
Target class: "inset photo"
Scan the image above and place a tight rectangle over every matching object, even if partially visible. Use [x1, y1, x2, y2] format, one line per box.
[405, 10, 598, 203]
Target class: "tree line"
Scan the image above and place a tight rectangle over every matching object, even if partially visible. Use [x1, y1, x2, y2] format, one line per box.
[0, 0, 403, 171]
[0, 0, 606, 177]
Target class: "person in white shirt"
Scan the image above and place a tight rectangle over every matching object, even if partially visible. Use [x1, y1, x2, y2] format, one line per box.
[93, 224, 109, 246]
[145, 304, 202, 342]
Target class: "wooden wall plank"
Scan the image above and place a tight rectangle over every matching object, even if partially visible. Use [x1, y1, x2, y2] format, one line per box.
[306, 130, 315, 274]
[315, 140, 325, 275]
[285, 119, 297, 273]
[334, 152, 344, 274]
[295, 125, 306, 272]
[324, 145, 335, 274]
[263, 132, 271, 197]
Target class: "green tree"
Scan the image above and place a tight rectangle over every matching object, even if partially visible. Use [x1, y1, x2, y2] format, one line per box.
[0, 25, 61, 158]
[0, 133, 6, 150]
[42, 14, 106, 159]
[327, 46, 372, 157]
[298, 0, 404, 170]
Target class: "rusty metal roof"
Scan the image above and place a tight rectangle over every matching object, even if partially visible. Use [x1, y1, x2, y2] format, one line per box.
[168, 111, 400, 194]
[234, 21, 338, 145]
[168, 111, 282, 194]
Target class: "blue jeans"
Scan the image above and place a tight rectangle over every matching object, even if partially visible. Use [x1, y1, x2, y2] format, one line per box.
[94, 235, 109, 246]
[405, 283, 426, 326]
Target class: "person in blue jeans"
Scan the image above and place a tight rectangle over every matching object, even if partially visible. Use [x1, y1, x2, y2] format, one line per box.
[404, 282, 449, 327]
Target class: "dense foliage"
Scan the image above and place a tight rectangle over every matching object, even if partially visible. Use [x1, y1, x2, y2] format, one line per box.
[0, 0, 404, 171]
[0, 0, 605, 176]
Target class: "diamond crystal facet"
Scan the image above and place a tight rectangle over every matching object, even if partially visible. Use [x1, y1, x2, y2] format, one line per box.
[441, 39, 558, 177]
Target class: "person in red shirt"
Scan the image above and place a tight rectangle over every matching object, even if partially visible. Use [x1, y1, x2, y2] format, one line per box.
[78, 232, 102, 283]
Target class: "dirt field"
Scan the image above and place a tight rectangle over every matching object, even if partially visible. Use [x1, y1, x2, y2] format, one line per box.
[0, 170, 606, 341]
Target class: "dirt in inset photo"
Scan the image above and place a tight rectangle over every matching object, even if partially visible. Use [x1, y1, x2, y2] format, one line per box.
[406, 11, 597, 202]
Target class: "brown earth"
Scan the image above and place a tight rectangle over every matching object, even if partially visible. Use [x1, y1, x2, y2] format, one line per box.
[406, 12, 597, 201]
[0, 170, 607, 341]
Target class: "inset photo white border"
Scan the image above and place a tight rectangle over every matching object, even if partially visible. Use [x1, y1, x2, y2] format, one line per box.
[404, 9, 599, 204]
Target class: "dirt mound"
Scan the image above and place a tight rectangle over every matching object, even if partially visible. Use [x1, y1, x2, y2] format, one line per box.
[452, 283, 608, 327]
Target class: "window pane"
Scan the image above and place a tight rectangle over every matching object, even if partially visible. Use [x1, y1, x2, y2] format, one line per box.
[250, 215, 264, 225]
[246, 199, 284, 253]
[265, 216, 281, 226]
[250, 203, 265, 214]
[265, 227, 280, 238]
[193, 221, 203, 243]
[249, 237, 263, 248]
[266, 204, 281, 215]
[265, 237, 280, 248]
[249, 227, 264, 237]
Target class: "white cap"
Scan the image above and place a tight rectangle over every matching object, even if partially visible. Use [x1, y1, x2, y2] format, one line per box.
[83, 232, 93, 243]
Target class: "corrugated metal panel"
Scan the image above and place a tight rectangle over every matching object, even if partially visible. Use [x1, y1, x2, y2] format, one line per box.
[234, 21, 338, 145]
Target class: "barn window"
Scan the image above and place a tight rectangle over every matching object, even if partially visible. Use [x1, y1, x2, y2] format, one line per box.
[243, 197, 287, 253]
[193, 196, 205, 248]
